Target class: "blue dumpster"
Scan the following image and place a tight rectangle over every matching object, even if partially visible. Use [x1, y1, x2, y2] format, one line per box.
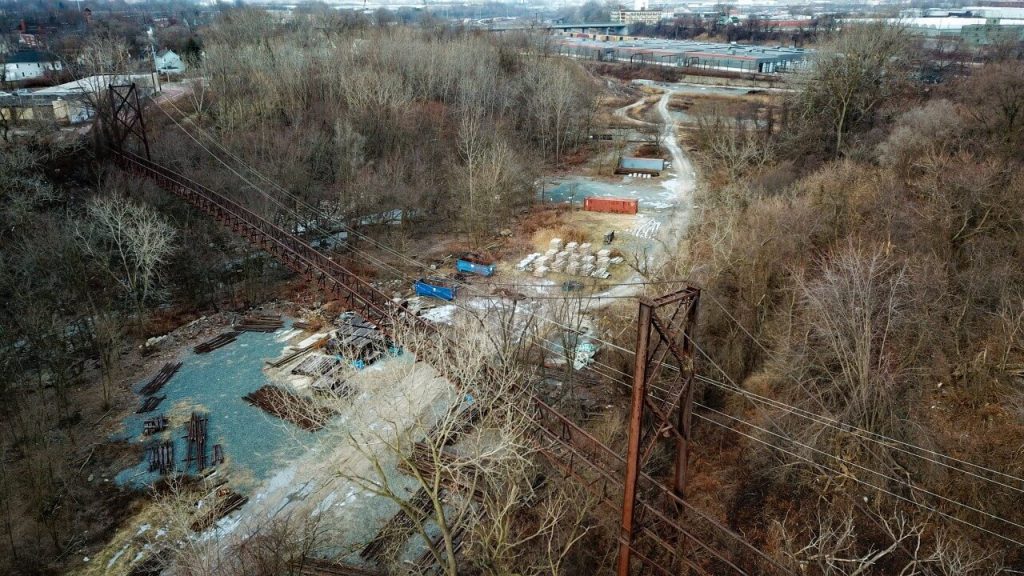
[456, 259, 495, 277]
[415, 278, 457, 301]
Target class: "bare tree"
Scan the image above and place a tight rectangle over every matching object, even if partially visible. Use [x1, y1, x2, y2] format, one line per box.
[76, 190, 177, 313]
[791, 23, 911, 156]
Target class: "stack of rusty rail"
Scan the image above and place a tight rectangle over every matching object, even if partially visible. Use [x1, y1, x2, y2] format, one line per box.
[212, 444, 225, 465]
[266, 337, 326, 369]
[139, 361, 183, 395]
[143, 415, 169, 435]
[189, 487, 248, 532]
[182, 412, 209, 471]
[116, 152, 786, 576]
[360, 489, 433, 563]
[147, 441, 175, 474]
[137, 395, 166, 414]
[291, 558, 383, 576]
[233, 314, 284, 333]
[409, 521, 471, 575]
[193, 331, 240, 354]
[399, 442, 487, 501]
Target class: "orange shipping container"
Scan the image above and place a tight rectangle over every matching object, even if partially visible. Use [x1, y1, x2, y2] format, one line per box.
[583, 197, 638, 215]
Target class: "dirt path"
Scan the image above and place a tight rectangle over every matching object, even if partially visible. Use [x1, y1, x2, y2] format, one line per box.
[613, 95, 652, 126]
[584, 88, 696, 307]
[653, 88, 696, 249]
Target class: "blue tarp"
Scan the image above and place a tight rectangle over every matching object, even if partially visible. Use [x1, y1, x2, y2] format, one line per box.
[456, 259, 495, 277]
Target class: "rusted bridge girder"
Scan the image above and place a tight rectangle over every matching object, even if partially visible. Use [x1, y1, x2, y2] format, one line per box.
[109, 87, 789, 575]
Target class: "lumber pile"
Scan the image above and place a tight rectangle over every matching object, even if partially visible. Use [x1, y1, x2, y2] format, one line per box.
[137, 395, 166, 414]
[139, 361, 183, 395]
[193, 331, 240, 354]
[183, 411, 209, 471]
[147, 441, 175, 474]
[212, 444, 225, 466]
[291, 353, 339, 377]
[190, 487, 248, 532]
[242, 385, 336, 431]
[265, 338, 325, 369]
[143, 415, 169, 435]
[399, 442, 486, 501]
[292, 320, 321, 331]
[233, 314, 284, 333]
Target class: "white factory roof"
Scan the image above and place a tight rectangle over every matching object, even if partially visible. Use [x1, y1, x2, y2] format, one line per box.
[32, 74, 153, 97]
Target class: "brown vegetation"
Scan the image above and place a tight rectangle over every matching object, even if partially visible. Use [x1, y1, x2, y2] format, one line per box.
[657, 23, 1024, 574]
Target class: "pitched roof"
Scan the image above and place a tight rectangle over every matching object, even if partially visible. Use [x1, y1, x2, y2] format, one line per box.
[4, 50, 60, 64]
[156, 49, 178, 58]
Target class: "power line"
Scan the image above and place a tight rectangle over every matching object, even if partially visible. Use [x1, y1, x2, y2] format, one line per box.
[693, 412, 1024, 549]
[696, 292, 1024, 495]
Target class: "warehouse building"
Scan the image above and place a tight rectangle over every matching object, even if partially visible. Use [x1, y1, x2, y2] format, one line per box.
[555, 37, 808, 74]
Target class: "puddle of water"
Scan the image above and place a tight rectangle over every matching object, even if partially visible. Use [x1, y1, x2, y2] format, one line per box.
[115, 320, 316, 490]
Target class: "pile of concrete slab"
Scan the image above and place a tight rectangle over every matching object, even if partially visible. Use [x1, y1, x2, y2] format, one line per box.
[516, 238, 623, 279]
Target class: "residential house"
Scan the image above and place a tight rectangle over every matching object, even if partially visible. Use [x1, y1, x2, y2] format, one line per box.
[154, 49, 186, 74]
[3, 50, 62, 82]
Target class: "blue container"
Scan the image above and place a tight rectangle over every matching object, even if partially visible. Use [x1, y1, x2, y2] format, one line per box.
[456, 259, 495, 277]
[415, 279, 457, 301]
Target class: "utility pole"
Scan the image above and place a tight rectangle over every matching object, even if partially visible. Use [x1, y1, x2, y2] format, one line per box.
[617, 287, 700, 576]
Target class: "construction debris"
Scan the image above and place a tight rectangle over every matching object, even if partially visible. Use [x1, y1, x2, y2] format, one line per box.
[139, 361, 182, 396]
[194, 331, 241, 354]
[291, 354, 340, 377]
[242, 385, 337, 431]
[233, 314, 284, 333]
[183, 412, 209, 471]
[265, 337, 327, 369]
[147, 441, 175, 474]
[190, 487, 248, 532]
[143, 415, 169, 435]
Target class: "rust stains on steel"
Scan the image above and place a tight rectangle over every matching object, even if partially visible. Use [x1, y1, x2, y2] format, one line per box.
[139, 361, 182, 396]
[114, 90, 790, 569]
[619, 289, 700, 576]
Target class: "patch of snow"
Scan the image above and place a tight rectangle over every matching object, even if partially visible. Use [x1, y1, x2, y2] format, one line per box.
[107, 546, 128, 568]
[421, 305, 457, 324]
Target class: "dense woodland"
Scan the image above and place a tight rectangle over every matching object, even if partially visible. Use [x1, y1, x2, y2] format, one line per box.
[653, 21, 1024, 573]
[1, 8, 1024, 576]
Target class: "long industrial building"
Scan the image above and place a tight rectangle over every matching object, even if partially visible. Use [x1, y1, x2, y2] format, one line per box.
[554, 36, 809, 74]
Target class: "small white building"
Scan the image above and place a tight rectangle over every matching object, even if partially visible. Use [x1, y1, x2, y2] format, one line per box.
[3, 50, 62, 82]
[154, 49, 186, 74]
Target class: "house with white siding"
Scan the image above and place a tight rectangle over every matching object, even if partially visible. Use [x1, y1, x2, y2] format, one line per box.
[154, 49, 186, 74]
[2, 50, 62, 82]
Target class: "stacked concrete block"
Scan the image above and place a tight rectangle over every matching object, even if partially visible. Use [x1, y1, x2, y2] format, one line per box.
[533, 266, 549, 278]
[579, 242, 592, 255]
[582, 254, 596, 265]
[565, 241, 578, 253]
[592, 268, 610, 279]
[550, 259, 566, 273]
[517, 253, 540, 271]
[581, 263, 595, 276]
[597, 249, 611, 259]
[565, 263, 579, 276]
[549, 238, 563, 251]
